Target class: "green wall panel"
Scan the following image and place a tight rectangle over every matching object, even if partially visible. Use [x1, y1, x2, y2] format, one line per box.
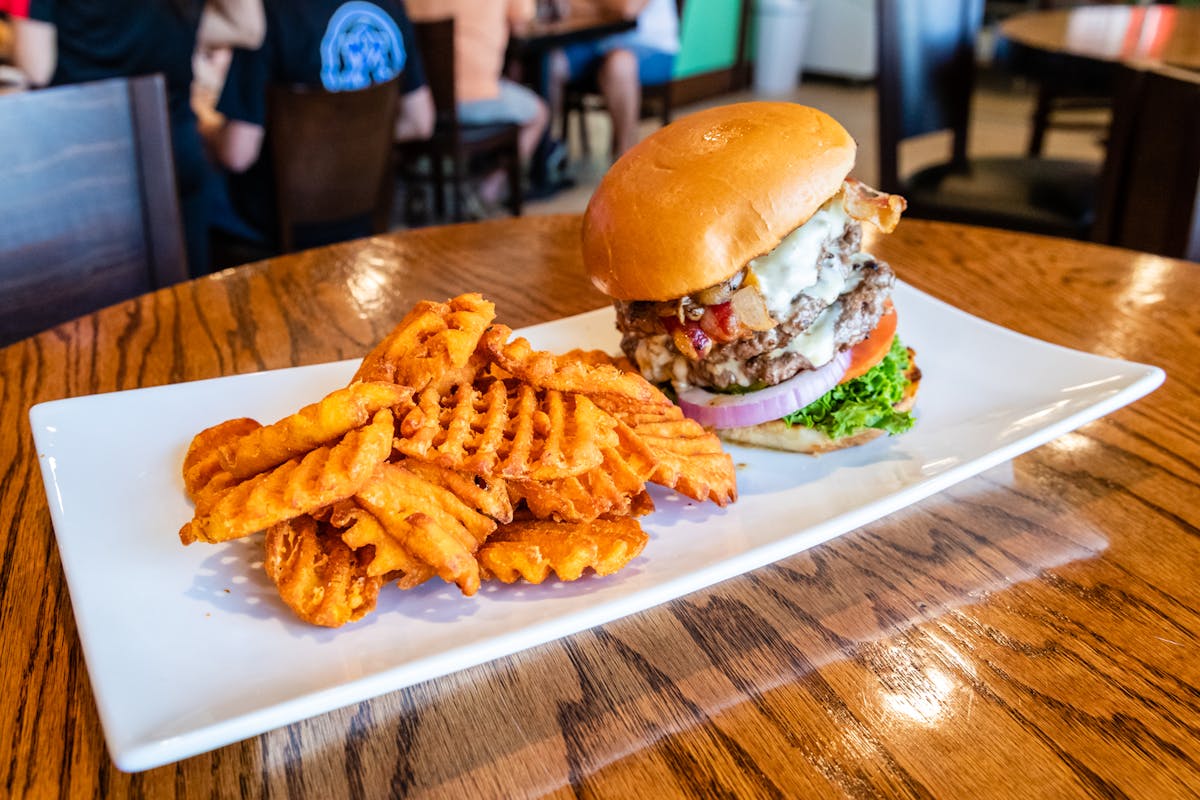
[674, 0, 744, 77]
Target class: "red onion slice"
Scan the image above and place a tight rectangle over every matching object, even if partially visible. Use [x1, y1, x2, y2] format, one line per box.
[675, 349, 851, 429]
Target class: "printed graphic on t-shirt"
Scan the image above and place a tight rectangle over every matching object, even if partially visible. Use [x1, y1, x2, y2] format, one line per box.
[320, 1, 407, 91]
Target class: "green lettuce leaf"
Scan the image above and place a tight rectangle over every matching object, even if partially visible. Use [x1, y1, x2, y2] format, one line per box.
[781, 337, 916, 440]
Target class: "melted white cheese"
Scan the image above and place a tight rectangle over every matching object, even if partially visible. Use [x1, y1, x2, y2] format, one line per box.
[706, 356, 752, 386]
[638, 333, 751, 386]
[636, 334, 688, 384]
[770, 301, 842, 368]
[747, 198, 852, 319]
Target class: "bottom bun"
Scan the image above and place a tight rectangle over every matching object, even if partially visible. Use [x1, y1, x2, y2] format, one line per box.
[718, 367, 920, 454]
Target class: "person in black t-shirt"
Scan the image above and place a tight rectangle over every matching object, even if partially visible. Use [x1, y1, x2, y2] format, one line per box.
[209, 0, 434, 251]
[8, 0, 265, 275]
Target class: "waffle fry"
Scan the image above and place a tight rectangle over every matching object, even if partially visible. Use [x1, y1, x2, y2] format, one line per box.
[560, 348, 639, 374]
[328, 500, 435, 587]
[478, 517, 649, 584]
[352, 463, 496, 595]
[220, 382, 411, 479]
[509, 431, 657, 522]
[178, 293, 739, 627]
[395, 380, 618, 481]
[179, 409, 394, 545]
[403, 460, 513, 524]
[264, 514, 383, 627]
[595, 400, 738, 507]
[481, 326, 669, 405]
[353, 293, 494, 389]
[182, 417, 262, 505]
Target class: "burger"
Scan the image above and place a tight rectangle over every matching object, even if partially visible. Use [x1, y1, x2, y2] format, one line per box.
[581, 101, 920, 453]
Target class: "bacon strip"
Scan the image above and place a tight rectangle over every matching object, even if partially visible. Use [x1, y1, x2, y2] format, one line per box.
[842, 179, 907, 234]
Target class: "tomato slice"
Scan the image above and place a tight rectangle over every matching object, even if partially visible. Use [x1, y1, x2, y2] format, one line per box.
[839, 302, 897, 384]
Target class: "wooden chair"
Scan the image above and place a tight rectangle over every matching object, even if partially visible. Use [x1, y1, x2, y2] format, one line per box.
[1093, 65, 1200, 262]
[876, 0, 1099, 240]
[396, 18, 522, 222]
[0, 75, 187, 347]
[1019, 0, 1121, 157]
[267, 77, 399, 253]
[558, 0, 685, 158]
[1019, 0, 1183, 157]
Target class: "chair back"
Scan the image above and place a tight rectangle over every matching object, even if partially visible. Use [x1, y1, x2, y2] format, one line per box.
[1094, 65, 1200, 261]
[876, 0, 983, 192]
[409, 19, 460, 131]
[267, 76, 399, 252]
[0, 75, 187, 347]
[398, 17, 523, 222]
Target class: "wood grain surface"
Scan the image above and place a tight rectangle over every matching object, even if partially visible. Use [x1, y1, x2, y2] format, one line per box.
[2, 214, 1198, 798]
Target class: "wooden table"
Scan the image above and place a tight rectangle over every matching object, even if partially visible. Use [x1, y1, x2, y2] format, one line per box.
[999, 4, 1200, 72]
[3, 215, 1199, 797]
[508, 6, 636, 57]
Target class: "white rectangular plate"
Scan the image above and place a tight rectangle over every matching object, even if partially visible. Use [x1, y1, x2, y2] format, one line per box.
[30, 283, 1163, 772]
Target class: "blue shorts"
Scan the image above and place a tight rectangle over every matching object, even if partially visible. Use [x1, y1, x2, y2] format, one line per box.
[458, 78, 543, 126]
[562, 41, 676, 86]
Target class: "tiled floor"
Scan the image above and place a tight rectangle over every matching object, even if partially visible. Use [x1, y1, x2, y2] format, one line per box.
[523, 74, 1109, 217]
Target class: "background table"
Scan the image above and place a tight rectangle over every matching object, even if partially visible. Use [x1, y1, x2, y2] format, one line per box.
[3, 215, 1199, 797]
[999, 4, 1200, 72]
[508, 5, 636, 56]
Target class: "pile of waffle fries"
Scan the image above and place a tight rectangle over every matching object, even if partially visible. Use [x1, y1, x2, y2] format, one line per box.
[178, 294, 737, 627]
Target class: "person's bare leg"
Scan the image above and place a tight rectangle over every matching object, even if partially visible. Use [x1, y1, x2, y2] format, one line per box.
[519, 96, 550, 163]
[597, 48, 641, 158]
[546, 49, 570, 129]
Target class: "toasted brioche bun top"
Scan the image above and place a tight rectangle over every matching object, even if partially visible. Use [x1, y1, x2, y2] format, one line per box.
[582, 102, 857, 302]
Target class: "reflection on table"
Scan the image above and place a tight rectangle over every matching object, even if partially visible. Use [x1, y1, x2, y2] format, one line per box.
[999, 4, 1200, 71]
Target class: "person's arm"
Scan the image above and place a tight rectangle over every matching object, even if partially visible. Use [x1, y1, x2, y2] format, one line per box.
[507, 0, 536, 26]
[395, 85, 434, 142]
[393, 9, 432, 141]
[198, 0, 264, 50]
[210, 119, 263, 173]
[209, 32, 270, 172]
[11, 16, 54, 86]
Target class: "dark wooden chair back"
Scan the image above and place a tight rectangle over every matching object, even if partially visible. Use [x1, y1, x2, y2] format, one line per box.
[267, 76, 399, 252]
[875, 0, 1099, 240]
[1094, 65, 1200, 262]
[409, 18, 459, 130]
[398, 18, 522, 222]
[0, 75, 187, 347]
[876, 0, 981, 192]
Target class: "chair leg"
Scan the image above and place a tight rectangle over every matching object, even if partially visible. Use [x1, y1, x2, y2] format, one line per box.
[559, 102, 571, 150]
[373, 173, 394, 234]
[277, 212, 294, 254]
[431, 153, 446, 221]
[577, 101, 591, 156]
[508, 140, 523, 217]
[1028, 84, 1053, 157]
[452, 152, 467, 222]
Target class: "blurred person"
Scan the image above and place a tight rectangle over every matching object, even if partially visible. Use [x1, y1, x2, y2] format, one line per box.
[406, 0, 549, 208]
[0, 11, 25, 90]
[547, 0, 678, 158]
[5, 0, 265, 274]
[0, 12, 13, 62]
[208, 0, 434, 251]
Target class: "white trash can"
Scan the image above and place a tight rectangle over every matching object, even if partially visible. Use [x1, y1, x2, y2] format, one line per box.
[754, 0, 812, 96]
